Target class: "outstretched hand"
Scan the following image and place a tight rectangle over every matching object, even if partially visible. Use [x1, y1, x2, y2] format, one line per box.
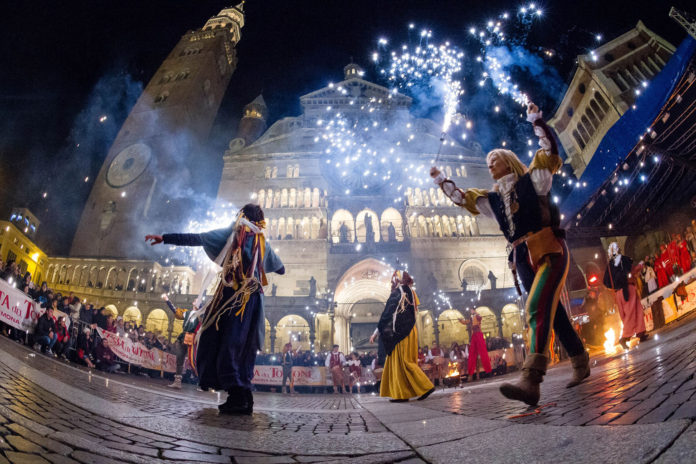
[145, 235, 163, 246]
[527, 101, 539, 116]
[430, 166, 441, 178]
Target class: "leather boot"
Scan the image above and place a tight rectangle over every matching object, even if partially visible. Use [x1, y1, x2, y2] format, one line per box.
[499, 353, 547, 406]
[167, 375, 182, 389]
[566, 351, 590, 388]
[219, 387, 244, 414]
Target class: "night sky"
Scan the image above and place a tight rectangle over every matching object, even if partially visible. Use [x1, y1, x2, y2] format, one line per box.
[0, 0, 692, 255]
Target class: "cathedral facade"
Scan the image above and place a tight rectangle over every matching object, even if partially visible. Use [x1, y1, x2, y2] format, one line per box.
[217, 63, 521, 353]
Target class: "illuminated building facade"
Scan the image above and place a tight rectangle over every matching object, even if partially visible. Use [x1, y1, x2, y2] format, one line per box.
[0, 208, 47, 285]
[218, 63, 521, 353]
[549, 22, 675, 178]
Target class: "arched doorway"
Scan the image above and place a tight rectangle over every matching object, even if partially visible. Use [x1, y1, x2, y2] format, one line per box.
[348, 298, 384, 350]
[146, 309, 169, 335]
[123, 306, 142, 326]
[438, 309, 468, 347]
[333, 258, 392, 352]
[103, 305, 118, 318]
[501, 304, 524, 340]
[275, 315, 311, 350]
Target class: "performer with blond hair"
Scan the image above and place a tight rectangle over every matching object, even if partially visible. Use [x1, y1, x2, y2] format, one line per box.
[146, 203, 285, 414]
[370, 271, 434, 402]
[431, 102, 589, 406]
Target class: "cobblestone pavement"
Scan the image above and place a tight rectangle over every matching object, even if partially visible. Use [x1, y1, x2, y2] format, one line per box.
[0, 315, 696, 463]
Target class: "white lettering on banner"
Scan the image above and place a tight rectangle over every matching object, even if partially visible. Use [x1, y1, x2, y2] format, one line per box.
[95, 328, 177, 373]
[0, 279, 69, 333]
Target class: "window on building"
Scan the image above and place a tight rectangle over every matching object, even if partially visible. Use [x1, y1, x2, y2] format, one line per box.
[6, 250, 16, 263]
[175, 70, 190, 81]
[154, 92, 169, 104]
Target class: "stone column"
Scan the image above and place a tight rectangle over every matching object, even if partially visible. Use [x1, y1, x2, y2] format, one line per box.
[433, 316, 441, 345]
[309, 319, 316, 351]
[270, 323, 277, 354]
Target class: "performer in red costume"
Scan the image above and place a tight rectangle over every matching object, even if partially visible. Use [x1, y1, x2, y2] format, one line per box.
[676, 234, 692, 274]
[325, 345, 347, 394]
[459, 310, 491, 380]
[660, 244, 674, 282]
[655, 251, 669, 288]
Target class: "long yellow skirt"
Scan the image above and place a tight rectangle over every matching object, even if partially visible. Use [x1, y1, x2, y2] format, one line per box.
[380, 326, 434, 400]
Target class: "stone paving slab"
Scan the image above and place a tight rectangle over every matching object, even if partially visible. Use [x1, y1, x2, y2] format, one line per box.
[383, 413, 512, 448]
[416, 420, 691, 464]
[2, 313, 696, 462]
[654, 422, 696, 463]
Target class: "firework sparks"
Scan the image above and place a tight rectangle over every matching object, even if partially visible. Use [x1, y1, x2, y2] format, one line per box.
[470, 4, 542, 106]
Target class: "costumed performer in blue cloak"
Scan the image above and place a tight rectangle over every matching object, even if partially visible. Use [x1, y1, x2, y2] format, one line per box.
[146, 203, 285, 415]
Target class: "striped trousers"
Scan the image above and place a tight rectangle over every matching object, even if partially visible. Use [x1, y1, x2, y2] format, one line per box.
[517, 238, 583, 356]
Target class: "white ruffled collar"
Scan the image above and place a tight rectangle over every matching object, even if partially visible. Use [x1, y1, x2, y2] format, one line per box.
[496, 173, 517, 194]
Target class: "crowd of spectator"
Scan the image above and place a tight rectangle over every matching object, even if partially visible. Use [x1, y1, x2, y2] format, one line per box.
[0, 259, 176, 378]
[637, 221, 696, 297]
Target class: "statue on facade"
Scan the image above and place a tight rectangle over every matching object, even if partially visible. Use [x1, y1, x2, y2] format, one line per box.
[339, 222, 350, 243]
[318, 219, 328, 239]
[487, 270, 497, 290]
[271, 283, 277, 297]
[387, 222, 397, 242]
[365, 214, 375, 243]
[308, 276, 317, 298]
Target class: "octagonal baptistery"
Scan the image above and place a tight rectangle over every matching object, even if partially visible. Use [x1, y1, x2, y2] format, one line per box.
[217, 64, 517, 354]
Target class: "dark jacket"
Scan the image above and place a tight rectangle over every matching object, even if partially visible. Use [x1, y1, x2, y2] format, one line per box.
[604, 255, 633, 300]
[377, 285, 417, 356]
[36, 313, 56, 338]
[79, 306, 93, 325]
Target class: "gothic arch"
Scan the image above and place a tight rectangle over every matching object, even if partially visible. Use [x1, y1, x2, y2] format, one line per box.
[501, 303, 523, 340]
[331, 209, 355, 243]
[380, 208, 403, 242]
[438, 309, 469, 346]
[475, 306, 498, 338]
[123, 306, 142, 325]
[275, 315, 311, 350]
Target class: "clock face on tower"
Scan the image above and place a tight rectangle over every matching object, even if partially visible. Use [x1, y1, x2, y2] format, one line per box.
[106, 143, 152, 187]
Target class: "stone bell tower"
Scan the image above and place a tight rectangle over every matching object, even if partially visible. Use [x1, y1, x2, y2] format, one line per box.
[70, 3, 245, 258]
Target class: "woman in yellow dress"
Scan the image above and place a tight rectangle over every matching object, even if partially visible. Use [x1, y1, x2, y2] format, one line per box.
[370, 271, 434, 402]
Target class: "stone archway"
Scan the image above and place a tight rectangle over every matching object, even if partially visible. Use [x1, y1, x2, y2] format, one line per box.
[333, 258, 392, 352]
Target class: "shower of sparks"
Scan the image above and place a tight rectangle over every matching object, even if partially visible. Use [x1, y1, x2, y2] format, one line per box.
[469, 4, 543, 106]
[311, 26, 469, 204]
[375, 30, 465, 133]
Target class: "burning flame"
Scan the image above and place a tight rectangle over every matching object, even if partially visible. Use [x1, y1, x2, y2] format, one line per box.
[446, 362, 460, 378]
[604, 328, 616, 355]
